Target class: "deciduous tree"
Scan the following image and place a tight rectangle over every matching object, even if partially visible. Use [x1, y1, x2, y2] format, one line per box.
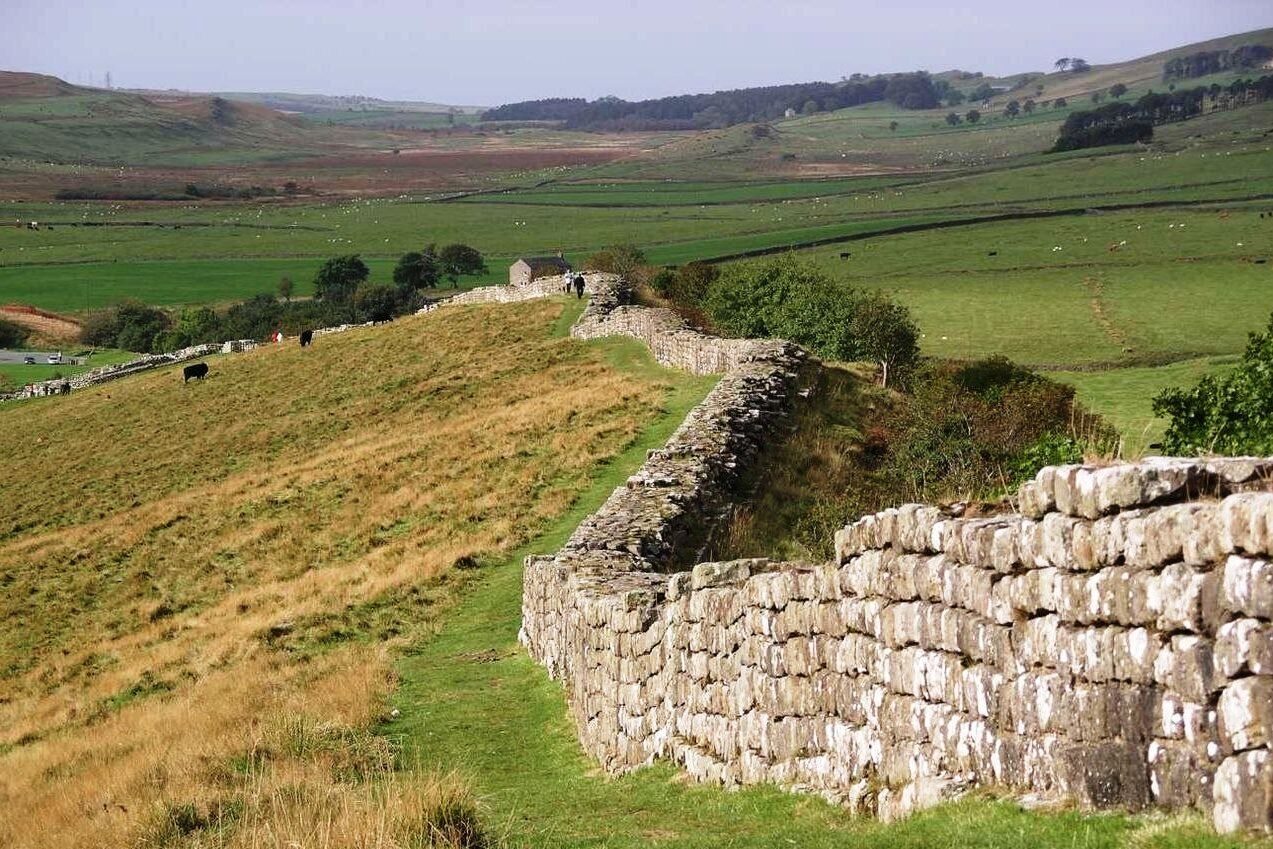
[313, 255, 370, 303]
[437, 244, 487, 288]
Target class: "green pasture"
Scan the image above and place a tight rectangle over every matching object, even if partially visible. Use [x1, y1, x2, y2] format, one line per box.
[592, 95, 1273, 179]
[1055, 356, 1240, 456]
[790, 207, 1273, 366]
[3, 135, 1271, 317]
[457, 174, 922, 206]
[0, 347, 135, 388]
[300, 109, 475, 130]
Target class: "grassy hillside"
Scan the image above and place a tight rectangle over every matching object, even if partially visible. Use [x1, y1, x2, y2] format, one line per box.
[0, 72, 364, 165]
[0, 298, 713, 848]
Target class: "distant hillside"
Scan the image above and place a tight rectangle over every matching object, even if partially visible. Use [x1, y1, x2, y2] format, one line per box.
[0, 72, 335, 164]
[0, 70, 82, 99]
[129, 88, 486, 116]
[483, 75, 931, 130]
[1001, 27, 1273, 103]
[485, 27, 1273, 131]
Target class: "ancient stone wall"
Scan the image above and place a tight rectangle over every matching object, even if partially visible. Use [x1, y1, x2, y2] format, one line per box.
[448, 275, 588, 304]
[472, 274, 1273, 833]
[0, 316, 384, 404]
[0, 342, 232, 402]
[523, 448, 1273, 832]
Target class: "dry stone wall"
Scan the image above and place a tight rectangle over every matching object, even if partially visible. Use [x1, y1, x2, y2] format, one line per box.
[487, 275, 1273, 833]
[524, 448, 1273, 832]
[0, 341, 238, 402]
[0, 315, 388, 404]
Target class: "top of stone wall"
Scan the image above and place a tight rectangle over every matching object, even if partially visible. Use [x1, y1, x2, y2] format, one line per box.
[1017, 457, 1273, 519]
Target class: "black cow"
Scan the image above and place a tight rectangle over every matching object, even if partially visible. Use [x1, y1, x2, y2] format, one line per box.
[183, 362, 209, 383]
[839, 252, 852, 259]
[300, 329, 314, 347]
[988, 251, 998, 257]
[59, 382, 70, 396]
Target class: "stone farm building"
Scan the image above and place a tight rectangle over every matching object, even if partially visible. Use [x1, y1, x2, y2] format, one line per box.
[510, 255, 572, 285]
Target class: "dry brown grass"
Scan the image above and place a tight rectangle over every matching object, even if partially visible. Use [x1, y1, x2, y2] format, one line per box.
[0, 299, 671, 847]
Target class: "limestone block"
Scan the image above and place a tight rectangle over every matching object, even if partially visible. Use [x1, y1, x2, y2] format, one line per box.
[1156, 563, 1207, 632]
[1219, 677, 1273, 752]
[1051, 465, 1086, 516]
[1058, 740, 1152, 810]
[1213, 749, 1272, 832]
[1159, 636, 1220, 704]
[1148, 740, 1210, 808]
[1216, 619, 1273, 679]
[1222, 555, 1273, 619]
[1018, 467, 1055, 519]
[1040, 513, 1086, 570]
[1220, 493, 1273, 557]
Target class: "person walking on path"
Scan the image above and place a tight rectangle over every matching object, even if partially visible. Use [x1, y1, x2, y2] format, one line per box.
[573, 275, 585, 299]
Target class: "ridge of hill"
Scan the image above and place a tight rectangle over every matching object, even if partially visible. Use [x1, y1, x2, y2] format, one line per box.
[483, 26, 1273, 131]
[0, 70, 86, 99]
[127, 87, 487, 115]
[0, 73, 352, 164]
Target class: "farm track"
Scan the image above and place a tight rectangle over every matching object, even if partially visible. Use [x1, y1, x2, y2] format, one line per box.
[1081, 276, 1135, 354]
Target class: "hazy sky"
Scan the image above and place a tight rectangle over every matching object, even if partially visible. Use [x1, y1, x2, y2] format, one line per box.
[4, 1, 1272, 106]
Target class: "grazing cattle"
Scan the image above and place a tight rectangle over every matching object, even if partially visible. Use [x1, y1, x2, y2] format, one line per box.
[839, 251, 852, 259]
[183, 362, 209, 383]
[988, 251, 998, 257]
[299, 329, 314, 347]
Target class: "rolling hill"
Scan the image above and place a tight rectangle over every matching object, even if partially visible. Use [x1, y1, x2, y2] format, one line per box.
[0, 71, 352, 164]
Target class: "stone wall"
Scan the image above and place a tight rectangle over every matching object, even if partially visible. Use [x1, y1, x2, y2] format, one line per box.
[448, 274, 590, 304]
[0, 315, 385, 404]
[482, 275, 1273, 833]
[523, 446, 1273, 831]
[0, 342, 234, 402]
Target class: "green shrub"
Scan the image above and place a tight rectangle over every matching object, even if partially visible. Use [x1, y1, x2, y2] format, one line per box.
[313, 255, 370, 303]
[703, 255, 917, 383]
[886, 359, 1110, 500]
[583, 244, 647, 278]
[1153, 312, 1273, 455]
[704, 255, 858, 358]
[81, 300, 171, 354]
[353, 282, 400, 323]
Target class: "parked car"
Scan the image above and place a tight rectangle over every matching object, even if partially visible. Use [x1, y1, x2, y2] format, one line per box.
[47, 352, 61, 365]
[23, 355, 35, 365]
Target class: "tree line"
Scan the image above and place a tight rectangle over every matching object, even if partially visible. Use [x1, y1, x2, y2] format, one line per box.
[1052, 72, 1273, 151]
[1163, 45, 1272, 81]
[590, 246, 1108, 502]
[482, 73, 953, 131]
[81, 244, 487, 354]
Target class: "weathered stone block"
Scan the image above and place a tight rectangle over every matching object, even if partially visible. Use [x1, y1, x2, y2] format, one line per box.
[1219, 677, 1273, 752]
[1213, 749, 1272, 833]
[1222, 555, 1273, 618]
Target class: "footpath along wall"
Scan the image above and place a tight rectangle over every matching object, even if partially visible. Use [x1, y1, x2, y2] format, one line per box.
[454, 274, 1273, 833]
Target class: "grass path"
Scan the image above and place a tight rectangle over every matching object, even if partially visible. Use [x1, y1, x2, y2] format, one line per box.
[385, 306, 1244, 848]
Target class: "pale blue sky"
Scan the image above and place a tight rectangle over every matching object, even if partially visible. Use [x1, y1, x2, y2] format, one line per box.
[4, 1, 1272, 106]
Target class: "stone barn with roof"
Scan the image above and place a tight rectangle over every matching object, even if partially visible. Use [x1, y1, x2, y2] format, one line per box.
[510, 254, 572, 286]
